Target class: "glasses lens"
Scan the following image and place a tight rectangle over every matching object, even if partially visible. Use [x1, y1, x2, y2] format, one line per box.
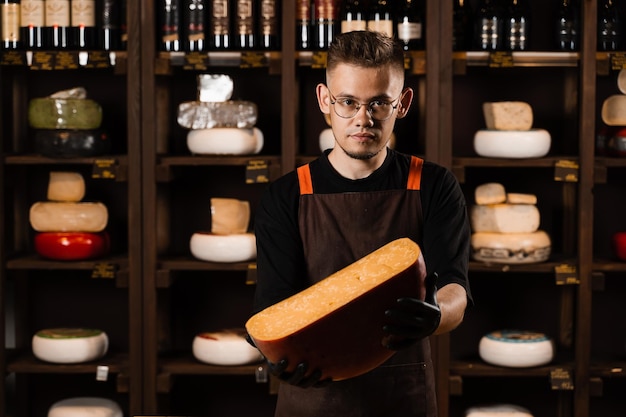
[333, 101, 393, 120]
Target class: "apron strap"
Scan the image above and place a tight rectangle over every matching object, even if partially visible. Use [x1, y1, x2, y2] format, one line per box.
[407, 156, 424, 190]
[297, 164, 313, 195]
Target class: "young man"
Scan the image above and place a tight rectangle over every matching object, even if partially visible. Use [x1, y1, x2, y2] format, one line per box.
[252, 30, 472, 417]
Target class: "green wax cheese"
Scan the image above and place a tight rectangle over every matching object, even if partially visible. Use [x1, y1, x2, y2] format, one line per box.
[28, 98, 103, 129]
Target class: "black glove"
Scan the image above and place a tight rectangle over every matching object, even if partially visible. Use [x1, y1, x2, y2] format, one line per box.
[267, 358, 332, 388]
[382, 272, 441, 350]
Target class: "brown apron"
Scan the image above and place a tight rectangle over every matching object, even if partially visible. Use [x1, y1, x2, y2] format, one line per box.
[274, 156, 437, 417]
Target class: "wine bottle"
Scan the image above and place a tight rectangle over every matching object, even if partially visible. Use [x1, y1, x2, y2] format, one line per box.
[367, 0, 394, 38]
[44, 0, 70, 49]
[474, 0, 504, 51]
[98, 0, 120, 50]
[396, 0, 424, 50]
[554, 0, 578, 51]
[208, 0, 230, 49]
[296, 0, 311, 50]
[2, 0, 21, 49]
[183, 0, 205, 52]
[70, 0, 96, 49]
[313, 0, 337, 50]
[504, 0, 530, 51]
[20, 0, 44, 49]
[159, 0, 181, 51]
[453, 0, 473, 51]
[340, 0, 366, 33]
[234, 0, 255, 49]
[598, 0, 623, 51]
[259, 0, 279, 50]
[120, 0, 126, 48]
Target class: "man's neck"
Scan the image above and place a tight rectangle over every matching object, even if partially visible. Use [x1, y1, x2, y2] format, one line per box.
[327, 147, 388, 180]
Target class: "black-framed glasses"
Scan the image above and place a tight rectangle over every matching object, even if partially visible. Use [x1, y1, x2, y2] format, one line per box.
[327, 88, 403, 121]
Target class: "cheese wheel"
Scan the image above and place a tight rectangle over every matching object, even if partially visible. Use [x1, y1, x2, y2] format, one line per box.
[471, 204, 540, 234]
[210, 198, 250, 235]
[479, 330, 554, 368]
[192, 328, 264, 365]
[602, 94, 626, 126]
[475, 183, 506, 205]
[474, 129, 551, 159]
[189, 232, 256, 263]
[465, 404, 534, 417]
[47, 172, 86, 202]
[246, 237, 427, 381]
[618, 68, 626, 95]
[186, 127, 264, 155]
[482, 101, 533, 131]
[471, 231, 551, 264]
[177, 100, 258, 129]
[29, 201, 108, 232]
[28, 98, 103, 129]
[34, 232, 110, 261]
[34, 129, 111, 158]
[506, 193, 537, 205]
[48, 397, 122, 417]
[32, 328, 108, 364]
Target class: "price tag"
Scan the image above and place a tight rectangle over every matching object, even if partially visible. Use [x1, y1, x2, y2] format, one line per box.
[255, 364, 268, 383]
[92, 263, 117, 279]
[311, 51, 327, 69]
[92, 159, 117, 179]
[610, 52, 626, 71]
[183, 52, 209, 70]
[554, 160, 579, 182]
[241, 51, 267, 68]
[554, 264, 579, 285]
[96, 365, 110, 382]
[0, 51, 26, 65]
[246, 159, 270, 184]
[246, 263, 257, 285]
[54, 51, 80, 69]
[489, 51, 514, 68]
[31, 51, 54, 70]
[550, 367, 574, 390]
[84, 51, 112, 69]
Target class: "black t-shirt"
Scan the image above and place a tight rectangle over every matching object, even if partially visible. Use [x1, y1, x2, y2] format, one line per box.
[252, 148, 472, 313]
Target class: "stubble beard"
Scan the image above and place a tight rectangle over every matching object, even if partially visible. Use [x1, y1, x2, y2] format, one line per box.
[335, 138, 387, 160]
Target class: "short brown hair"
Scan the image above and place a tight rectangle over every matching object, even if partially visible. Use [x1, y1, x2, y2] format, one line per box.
[326, 31, 405, 74]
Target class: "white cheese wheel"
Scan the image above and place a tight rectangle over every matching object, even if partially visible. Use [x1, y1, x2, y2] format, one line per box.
[474, 129, 551, 159]
[506, 193, 537, 205]
[48, 397, 122, 417]
[186, 127, 264, 155]
[32, 328, 108, 364]
[470, 204, 540, 234]
[482, 101, 533, 131]
[189, 232, 256, 263]
[29, 201, 108, 232]
[479, 330, 554, 368]
[319, 128, 335, 151]
[465, 404, 534, 417]
[192, 329, 264, 365]
[47, 172, 86, 202]
[475, 183, 506, 205]
[618, 68, 626, 94]
[471, 231, 551, 264]
[601, 94, 626, 126]
[210, 198, 250, 235]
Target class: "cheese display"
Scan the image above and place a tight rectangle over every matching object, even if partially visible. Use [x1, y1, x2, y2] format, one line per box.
[34, 232, 110, 261]
[34, 129, 111, 158]
[47, 172, 86, 202]
[48, 397, 122, 417]
[479, 330, 554, 368]
[210, 197, 250, 235]
[246, 237, 427, 381]
[473, 129, 551, 159]
[30, 202, 108, 232]
[483, 101, 533, 131]
[465, 404, 534, 417]
[192, 328, 264, 365]
[186, 127, 264, 155]
[189, 232, 256, 263]
[32, 328, 109, 364]
[28, 87, 103, 130]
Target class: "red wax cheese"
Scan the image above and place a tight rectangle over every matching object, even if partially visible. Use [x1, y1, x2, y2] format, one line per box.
[34, 232, 110, 260]
[245, 237, 426, 381]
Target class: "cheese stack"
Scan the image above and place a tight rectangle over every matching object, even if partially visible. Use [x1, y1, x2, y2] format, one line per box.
[473, 101, 551, 159]
[178, 74, 264, 155]
[470, 183, 551, 264]
[599, 69, 626, 156]
[29, 87, 111, 157]
[30, 171, 110, 261]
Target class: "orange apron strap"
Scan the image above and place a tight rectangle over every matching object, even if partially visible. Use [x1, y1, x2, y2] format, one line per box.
[407, 156, 424, 190]
[297, 164, 314, 195]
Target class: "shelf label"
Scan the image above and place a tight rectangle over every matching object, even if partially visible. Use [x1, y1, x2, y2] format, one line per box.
[554, 160, 579, 182]
[92, 159, 117, 179]
[54, 51, 80, 69]
[92, 263, 117, 279]
[489, 51, 514, 68]
[550, 367, 574, 390]
[0, 51, 26, 65]
[240, 51, 267, 68]
[83, 51, 112, 69]
[554, 264, 579, 285]
[246, 263, 257, 285]
[183, 52, 209, 70]
[246, 159, 270, 184]
[96, 365, 110, 381]
[610, 52, 626, 71]
[31, 51, 54, 70]
[255, 364, 268, 383]
[311, 51, 327, 69]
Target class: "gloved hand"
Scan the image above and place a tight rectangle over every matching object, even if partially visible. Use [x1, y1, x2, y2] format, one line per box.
[267, 358, 332, 388]
[382, 272, 441, 350]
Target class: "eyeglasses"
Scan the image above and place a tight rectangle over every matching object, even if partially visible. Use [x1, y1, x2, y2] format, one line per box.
[327, 88, 403, 121]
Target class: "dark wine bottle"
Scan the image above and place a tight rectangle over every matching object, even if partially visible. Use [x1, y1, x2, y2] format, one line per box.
[453, 0, 473, 51]
[44, 0, 70, 49]
[234, 0, 256, 49]
[120, 0, 126, 48]
[340, 0, 366, 33]
[504, 0, 530, 51]
[367, 0, 394, 38]
[98, 0, 120, 50]
[159, 0, 181, 51]
[20, 0, 44, 49]
[183, 0, 205, 52]
[259, 0, 279, 49]
[1, 0, 21, 49]
[474, 0, 504, 51]
[70, 0, 96, 49]
[208, 0, 230, 49]
[396, 0, 424, 50]
[598, 0, 623, 51]
[313, 0, 337, 50]
[554, 0, 579, 51]
[296, 0, 311, 50]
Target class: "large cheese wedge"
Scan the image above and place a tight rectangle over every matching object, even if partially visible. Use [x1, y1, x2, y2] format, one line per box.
[47, 172, 86, 202]
[602, 95, 626, 126]
[29, 201, 108, 232]
[48, 397, 122, 417]
[245, 238, 427, 381]
[34, 129, 111, 158]
[479, 330, 554, 368]
[465, 404, 534, 417]
[32, 328, 108, 364]
[482, 101, 533, 131]
[28, 98, 103, 129]
[471, 231, 551, 264]
[34, 232, 110, 261]
[475, 183, 506, 205]
[471, 204, 540, 234]
[192, 328, 264, 365]
[474, 129, 551, 159]
[189, 232, 256, 262]
[186, 127, 264, 155]
[210, 198, 250, 235]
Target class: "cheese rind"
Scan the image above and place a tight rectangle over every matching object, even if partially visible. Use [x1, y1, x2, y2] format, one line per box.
[479, 330, 554, 368]
[32, 328, 108, 364]
[483, 101, 533, 131]
[28, 98, 102, 129]
[29, 201, 108, 232]
[186, 127, 264, 155]
[475, 183, 506, 205]
[471, 231, 551, 264]
[192, 328, 264, 365]
[474, 129, 551, 159]
[471, 204, 540, 234]
[465, 404, 534, 417]
[48, 397, 122, 417]
[189, 232, 256, 262]
[47, 172, 86, 202]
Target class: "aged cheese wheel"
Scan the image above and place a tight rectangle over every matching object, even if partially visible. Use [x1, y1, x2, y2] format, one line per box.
[479, 330, 554, 368]
[177, 100, 258, 129]
[471, 231, 551, 264]
[471, 204, 540, 234]
[186, 127, 264, 155]
[32, 328, 108, 364]
[465, 404, 534, 417]
[28, 98, 103, 129]
[192, 328, 264, 365]
[475, 183, 506, 205]
[47, 172, 86, 202]
[474, 129, 551, 159]
[245, 237, 427, 381]
[210, 198, 250, 235]
[602, 95, 626, 126]
[30, 201, 108, 232]
[48, 397, 122, 417]
[482, 101, 533, 131]
[34, 232, 110, 261]
[618, 68, 626, 94]
[189, 232, 256, 262]
[34, 129, 111, 158]
[506, 193, 537, 205]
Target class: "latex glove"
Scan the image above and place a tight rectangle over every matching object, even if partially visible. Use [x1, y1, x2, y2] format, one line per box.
[382, 272, 441, 350]
[267, 358, 332, 388]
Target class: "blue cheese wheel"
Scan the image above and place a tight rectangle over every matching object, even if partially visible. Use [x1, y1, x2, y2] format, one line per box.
[34, 129, 111, 158]
[32, 328, 109, 364]
[48, 397, 122, 417]
[479, 330, 554, 368]
[28, 98, 103, 129]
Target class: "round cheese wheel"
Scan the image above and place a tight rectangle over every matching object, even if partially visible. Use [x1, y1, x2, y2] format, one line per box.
[47, 172, 86, 202]
[470, 204, 540, 234]
[32, 328, 109, 364]
[34, 232, 110, 261]
[319, 128, 335, 151]
[28, 98, 103, 130]
[48, 397, 122, 417]
[602, 95, 626, 126]
[29, 201, 108, 232]
[619, 69, 626, 94]
[473, 129, 551, 159]
[475, 183, 506, 205]
[34, 129, 111, 158]
[465, 404, 534, 417]
[189, 232, 256, 263]
[186, 127, 264, 155]
[613, 232, 626, 261]
[479, 330, 554, 368]
[192, 329, 264, 365]
[471, 231, 551, 264]
[210, 197, 250, 235]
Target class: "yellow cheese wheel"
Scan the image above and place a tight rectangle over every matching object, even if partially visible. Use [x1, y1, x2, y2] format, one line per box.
[29, 201, 108, 232]
[47, 172, 86, 202]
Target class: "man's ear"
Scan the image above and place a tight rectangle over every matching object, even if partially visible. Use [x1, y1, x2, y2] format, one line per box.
[396, 87, 414, 119]
[316, 83, 331, 115]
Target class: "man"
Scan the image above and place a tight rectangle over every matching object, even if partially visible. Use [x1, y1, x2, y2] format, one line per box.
[252, 30, 472, 417]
